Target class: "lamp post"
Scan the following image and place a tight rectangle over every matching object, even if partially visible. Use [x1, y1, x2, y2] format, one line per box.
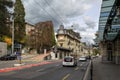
[12, 16, 14, 54]
[11, 3, 15, 54]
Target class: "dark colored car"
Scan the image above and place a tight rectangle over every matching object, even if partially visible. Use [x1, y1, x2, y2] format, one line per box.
[0, 54, 17, 60]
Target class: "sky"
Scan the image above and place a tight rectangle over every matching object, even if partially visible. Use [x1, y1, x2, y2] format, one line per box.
[22, 0, 102, 44]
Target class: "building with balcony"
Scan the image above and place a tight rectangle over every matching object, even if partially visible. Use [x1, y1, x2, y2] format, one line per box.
[54, 25, 81, 59]
[98, 0, 120, 64]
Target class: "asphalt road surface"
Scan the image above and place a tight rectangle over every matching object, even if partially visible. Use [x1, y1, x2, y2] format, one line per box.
[0, 60, 90, 80]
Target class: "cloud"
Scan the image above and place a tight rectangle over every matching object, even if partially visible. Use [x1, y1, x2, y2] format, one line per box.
[21, 0, 101, 44]
[68, 23, 86, 31]
[22, 0, 93, 25]
[83, 16, 97, 29]
[81, 31, 96, 44]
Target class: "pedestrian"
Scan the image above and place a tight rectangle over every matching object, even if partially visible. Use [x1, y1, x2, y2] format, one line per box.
[16, 49, 22, 64]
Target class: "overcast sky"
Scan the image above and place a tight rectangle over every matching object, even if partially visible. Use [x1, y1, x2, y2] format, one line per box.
[22, 0, 102, 44]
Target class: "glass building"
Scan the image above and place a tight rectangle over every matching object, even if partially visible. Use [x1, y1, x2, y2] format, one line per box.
[98, 0, 120, 64]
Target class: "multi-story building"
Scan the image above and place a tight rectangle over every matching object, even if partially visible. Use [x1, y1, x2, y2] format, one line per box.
[26, 21, 56, 54]
[25, 23, 35, 35]
[98, 0, 120, 64]
[25, 23, 36, 53]
[54, 25, 81, 59]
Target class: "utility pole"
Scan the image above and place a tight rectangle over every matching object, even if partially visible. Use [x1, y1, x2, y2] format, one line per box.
[11, 3, 15, 54]
[12, 16, 14, 54]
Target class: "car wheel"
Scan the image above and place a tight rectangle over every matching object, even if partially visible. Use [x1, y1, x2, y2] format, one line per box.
[63, 65, 65, 67]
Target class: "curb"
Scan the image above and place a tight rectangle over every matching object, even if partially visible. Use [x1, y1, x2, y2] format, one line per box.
[83, 60, 92, 80]
[0, 61, 52, 73]
[0, 59, 62, 73]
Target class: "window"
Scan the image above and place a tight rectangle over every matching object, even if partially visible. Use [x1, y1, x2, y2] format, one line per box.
[60, 43, 63, 47]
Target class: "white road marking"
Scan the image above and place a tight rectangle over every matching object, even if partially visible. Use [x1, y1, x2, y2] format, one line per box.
[36, 68, 45, 72]
[62, 74, 70, 80]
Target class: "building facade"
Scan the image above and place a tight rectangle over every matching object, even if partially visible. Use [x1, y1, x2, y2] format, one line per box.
[25, 23, 35, 35]
[54, 25, 81, 59]
[26, 21, 56, 54]
[25, 23, 37, 54]
[98, 0, 120, 64]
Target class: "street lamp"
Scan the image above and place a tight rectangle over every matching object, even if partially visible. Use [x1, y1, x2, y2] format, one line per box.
[11, 15, 14, 54]
[11, 1, 15, 54]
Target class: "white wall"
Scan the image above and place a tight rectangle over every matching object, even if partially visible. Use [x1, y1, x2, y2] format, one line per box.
[0, 42, 7, 57]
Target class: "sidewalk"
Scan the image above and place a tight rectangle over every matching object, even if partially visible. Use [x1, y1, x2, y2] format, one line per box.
[0, 53, 61, 73]
[0, 53, 51, 70]
[92, 57, 120, 80]
[22, 52, 51, 62]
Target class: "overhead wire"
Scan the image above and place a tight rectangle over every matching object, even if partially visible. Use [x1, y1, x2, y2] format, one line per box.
[25, 2, 51, 22]
[43, 0, 65, 25]
[33, 0, 61, 24]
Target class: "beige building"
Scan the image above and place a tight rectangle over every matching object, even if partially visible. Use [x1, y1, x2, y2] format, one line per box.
[25, 23, 35, 35]
[80, 43, 89, 56]
[54, 25, 81, 59]
[25, 23, 37, 54]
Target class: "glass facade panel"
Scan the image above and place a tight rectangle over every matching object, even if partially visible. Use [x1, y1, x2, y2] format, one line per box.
[111, 25, 120, 32]
[98, 0, 115, 41]
[99, 27, 105, 30]
[99, 21, 107, 24]
[100, 12, 110, 17]
[99, 24, 106, 26]
[99, 17, 108, 21]
[112, 25, 120, 28]
[101, 7, 112, 12]
[99, 20, 107, 22]
[98, 31, 104, 40]
[102, 0, 115, 7]
[99, 26, 105, 28]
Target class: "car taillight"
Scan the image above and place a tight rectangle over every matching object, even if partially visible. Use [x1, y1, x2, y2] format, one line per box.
[70, 59, 73, 62]
[64, 59, 67, 62]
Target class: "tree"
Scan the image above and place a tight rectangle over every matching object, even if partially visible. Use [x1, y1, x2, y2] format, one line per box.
[14, 0, 25, 43]
[0, 0, 13, 41]
[93, 48, 100, 56]
[35, 21, 56, 53]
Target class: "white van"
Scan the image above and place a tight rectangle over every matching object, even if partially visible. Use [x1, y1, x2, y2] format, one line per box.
[62, 56, 77, 67]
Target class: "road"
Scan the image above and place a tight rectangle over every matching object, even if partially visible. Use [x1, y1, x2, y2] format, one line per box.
[0, 60, 90, 80]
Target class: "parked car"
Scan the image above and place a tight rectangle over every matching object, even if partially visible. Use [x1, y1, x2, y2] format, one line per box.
[0, 53, 17, 60]
[62, 56, 77, 67]
[79, 56, 87, 61]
